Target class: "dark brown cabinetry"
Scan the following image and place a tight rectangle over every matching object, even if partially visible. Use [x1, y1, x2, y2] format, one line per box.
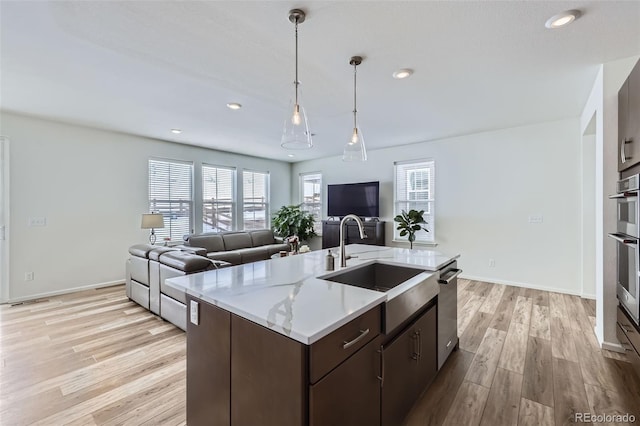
[186, 296, 383, 426]
[616, 306, 640, 376]
[381, 303, 437, 426]
[186, 297, 231, 426]
[618, 60, 640, 172]
[310, 336, 382, 426]
[322, 220, 386, 249]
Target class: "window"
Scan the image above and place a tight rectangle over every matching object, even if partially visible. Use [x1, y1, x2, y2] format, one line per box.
[394, 159, 435, 243]
[203, 165, 236, 232]
[148, 159, 193, 242]
[242, 170, 269, 230]
[300, 172, 322, 234]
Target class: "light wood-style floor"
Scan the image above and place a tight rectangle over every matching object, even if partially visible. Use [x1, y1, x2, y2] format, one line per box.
[405, 279, 640, 426]
[0, 285, 186, 426]
[1, 281, 639, 425]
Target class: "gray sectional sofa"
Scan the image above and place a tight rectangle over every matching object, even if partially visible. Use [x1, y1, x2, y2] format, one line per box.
[183, 229, 289, 265]
[125, 229, 288, 330]
[125, 245, 228, 330]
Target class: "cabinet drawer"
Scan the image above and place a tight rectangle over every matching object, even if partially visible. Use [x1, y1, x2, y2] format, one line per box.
[616, 324, 640, 377]
[617, 306, 640, 354]
[309, 305, 381, 384]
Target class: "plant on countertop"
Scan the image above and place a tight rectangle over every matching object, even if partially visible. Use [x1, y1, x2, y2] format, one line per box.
[272, 204, 317, 242]
[394, 209, 427, 249]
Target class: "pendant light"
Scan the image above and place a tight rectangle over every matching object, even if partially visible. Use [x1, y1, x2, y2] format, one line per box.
[281, 9, 312, 149]
[343, 56, 367, 162]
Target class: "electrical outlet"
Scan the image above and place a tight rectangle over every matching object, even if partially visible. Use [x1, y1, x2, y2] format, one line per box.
[28, 217, 47, 227]
[489, 259, 495, 268]
[528, 215, 543, 224]
[190, 300, 199, 325]
[24, 272, 34, 281]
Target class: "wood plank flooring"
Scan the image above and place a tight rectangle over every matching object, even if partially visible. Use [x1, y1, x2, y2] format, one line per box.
[0, 286, 186, 425]
[1, 281, 640, 425]
[405, 279, 640, 426]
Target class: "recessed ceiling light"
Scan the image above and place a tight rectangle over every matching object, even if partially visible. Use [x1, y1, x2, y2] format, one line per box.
[227, 103, 242, 110]
[287, 154, 295, 158]
[392, 69, 413, 79]
[170, 129, 182, 134]
[545, 10, 581, 29]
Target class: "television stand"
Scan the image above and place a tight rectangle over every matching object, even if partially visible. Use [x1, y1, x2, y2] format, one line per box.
[321, 220, 386, 249]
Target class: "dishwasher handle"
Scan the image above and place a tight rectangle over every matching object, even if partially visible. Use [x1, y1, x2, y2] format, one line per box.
[438, 269, 462, 284]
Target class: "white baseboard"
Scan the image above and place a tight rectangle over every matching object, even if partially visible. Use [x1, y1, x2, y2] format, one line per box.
[3, 279, 125, 304]
[601, 341, 626, 353]
[460, 274, 595, 299]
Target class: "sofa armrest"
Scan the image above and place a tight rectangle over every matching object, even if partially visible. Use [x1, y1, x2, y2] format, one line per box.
[274, 236, 285, 244]
[174, 245, 207, 257]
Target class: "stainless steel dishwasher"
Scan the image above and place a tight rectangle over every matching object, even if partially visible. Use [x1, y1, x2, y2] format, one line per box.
[437, 260, 461, 369]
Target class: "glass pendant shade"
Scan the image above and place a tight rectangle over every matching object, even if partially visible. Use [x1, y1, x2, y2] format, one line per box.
[343, 125, 367, 161]
[282, 9, 312, 150]
[343, 55, 366, 162]
[281, 82, 312, 149]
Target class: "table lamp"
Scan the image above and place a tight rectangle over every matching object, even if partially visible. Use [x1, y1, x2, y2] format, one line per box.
[141, 213, 165, 244]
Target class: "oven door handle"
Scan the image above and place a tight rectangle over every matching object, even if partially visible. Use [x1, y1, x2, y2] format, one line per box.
[609, 191, 638, 199]
[438, 269, 462, 284]
[608, 233, 638, 245]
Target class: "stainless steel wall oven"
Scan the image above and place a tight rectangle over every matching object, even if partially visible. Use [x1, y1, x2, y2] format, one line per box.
[609, 174, 640, 325]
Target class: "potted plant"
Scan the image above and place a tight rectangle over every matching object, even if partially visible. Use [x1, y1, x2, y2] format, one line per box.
[271, 204, 317, 243]
[394, 209, 427, 249]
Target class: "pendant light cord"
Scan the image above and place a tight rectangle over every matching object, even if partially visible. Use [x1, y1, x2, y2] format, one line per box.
[294, 19, 299, 105]
[353, 62, 358, 129]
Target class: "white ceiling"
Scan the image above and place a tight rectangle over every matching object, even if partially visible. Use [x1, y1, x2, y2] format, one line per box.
[1, 1, 639, 163]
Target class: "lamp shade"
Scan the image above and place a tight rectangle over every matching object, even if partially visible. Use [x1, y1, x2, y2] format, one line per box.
[141, 213, 164, 229]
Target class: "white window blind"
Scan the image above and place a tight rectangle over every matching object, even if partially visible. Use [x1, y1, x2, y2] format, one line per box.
[203, 165, 236, 232]
[300, 172, 322, 234]
[394, 159, 435, 243]
[148, 159, 193, 242]
[242, 170, 269, 230]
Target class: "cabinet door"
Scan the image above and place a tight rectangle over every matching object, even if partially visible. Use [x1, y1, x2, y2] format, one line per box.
[309, 336, 381, 426]
[619, 78, 631, 171]
[381, 305, 437, 426]
[187, 297, 231, 426]
[628, 60, 640, 165]
[231, 315, 306, 426]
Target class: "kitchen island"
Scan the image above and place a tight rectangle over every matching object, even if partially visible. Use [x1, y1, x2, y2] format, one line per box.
[166, 244, 459, 426]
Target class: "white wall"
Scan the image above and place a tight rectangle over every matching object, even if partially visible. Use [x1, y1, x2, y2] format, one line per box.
[1, 112, 291, 301]
[581, 131, 596, 299]
[292, 119, 584, 295]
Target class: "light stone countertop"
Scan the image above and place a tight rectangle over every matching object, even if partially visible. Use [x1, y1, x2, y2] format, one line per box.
[165, 244, 459, 344]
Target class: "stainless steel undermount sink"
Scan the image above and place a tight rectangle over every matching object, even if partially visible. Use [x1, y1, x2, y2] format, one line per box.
[319, 261, 439, 335]
[321, 261, 423, 291]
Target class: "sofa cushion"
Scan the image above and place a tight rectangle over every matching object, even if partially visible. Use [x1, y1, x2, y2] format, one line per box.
[149, 246, 178, 261]
[187, 234, 225, 253]
[159, 251, 214, 273]
[250, 229, 276, 247]
[236, 247, 269, 264]
[222, 232, 252, 250]
[159, 270, 188, 304]
[129, 244, 155, 258]
[208, 251, 242, 265]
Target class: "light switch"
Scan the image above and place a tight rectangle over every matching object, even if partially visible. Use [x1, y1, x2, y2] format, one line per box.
[190, 300, 199, 325]
[28, 217, 47, 227]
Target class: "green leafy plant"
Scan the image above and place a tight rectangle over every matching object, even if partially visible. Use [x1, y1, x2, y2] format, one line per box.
[394, 209, 427, 249]
[271, 204, 317, 242]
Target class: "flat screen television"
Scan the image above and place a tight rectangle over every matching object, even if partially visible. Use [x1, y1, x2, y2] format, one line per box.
[327, 181, 380, 218]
